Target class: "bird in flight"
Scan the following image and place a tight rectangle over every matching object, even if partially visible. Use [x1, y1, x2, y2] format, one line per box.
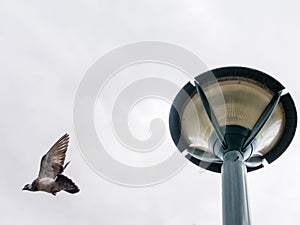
[22, 133, 79, 196]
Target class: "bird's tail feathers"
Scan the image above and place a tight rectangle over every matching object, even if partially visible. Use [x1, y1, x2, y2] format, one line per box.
[56, 174, 79, 194]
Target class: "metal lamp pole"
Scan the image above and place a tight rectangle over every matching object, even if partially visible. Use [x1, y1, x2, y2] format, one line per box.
[194, 80, 278, 225]
[222, 151, 250, 225]
[169, 67, 297, 225]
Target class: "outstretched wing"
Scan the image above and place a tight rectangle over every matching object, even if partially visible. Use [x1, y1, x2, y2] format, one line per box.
[38, 133, 69, 179]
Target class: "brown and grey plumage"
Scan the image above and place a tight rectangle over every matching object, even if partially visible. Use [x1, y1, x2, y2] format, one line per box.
[22, 133, 79, 196]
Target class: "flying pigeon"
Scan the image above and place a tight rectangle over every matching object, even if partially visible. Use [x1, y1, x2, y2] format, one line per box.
[22, 133, 79, 196]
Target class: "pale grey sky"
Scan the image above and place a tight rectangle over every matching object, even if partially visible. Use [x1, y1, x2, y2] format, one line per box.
[0, 0, 299, 225]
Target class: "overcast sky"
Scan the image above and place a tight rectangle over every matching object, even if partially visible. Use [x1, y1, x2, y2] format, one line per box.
[1, 0, 300, 225]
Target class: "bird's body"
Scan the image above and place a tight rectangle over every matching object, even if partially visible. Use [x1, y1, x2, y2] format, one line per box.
[23, 134, 79, 196]
[36, 177, 55, 192]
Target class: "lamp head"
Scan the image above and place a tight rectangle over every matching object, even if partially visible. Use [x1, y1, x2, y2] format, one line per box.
[169, 67, 297, 173]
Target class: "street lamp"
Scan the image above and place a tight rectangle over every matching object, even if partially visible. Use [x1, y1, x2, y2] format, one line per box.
[169, 67, 297, 225]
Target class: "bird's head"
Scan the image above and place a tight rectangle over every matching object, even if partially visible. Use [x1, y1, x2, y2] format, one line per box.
[22, 183, 37, 192]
